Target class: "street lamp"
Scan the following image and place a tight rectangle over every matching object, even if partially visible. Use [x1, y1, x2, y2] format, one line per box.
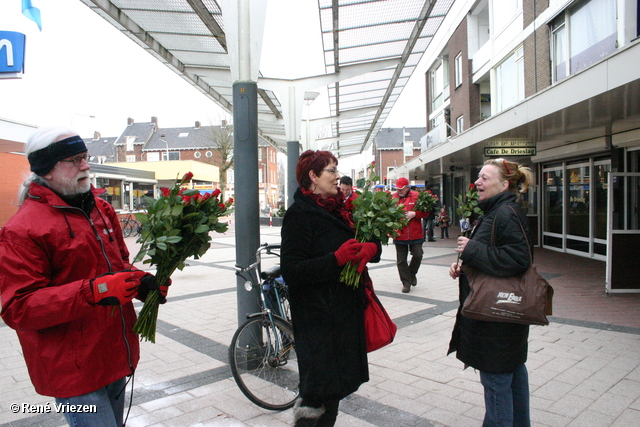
[160, 139, 169, 161]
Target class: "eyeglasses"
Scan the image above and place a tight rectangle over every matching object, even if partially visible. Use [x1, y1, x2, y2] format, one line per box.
[322, 168, 339, 174]
[59, 154, 89, 167]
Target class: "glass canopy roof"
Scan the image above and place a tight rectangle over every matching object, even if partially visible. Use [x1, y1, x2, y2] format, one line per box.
[79, 0, 455, 157]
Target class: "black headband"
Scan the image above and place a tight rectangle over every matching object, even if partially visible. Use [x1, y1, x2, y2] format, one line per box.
[28, 135, 88, 176]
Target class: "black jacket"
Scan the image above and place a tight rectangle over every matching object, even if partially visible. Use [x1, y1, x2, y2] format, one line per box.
[447, 191, 531, 373]
[281, 188, 379, 401]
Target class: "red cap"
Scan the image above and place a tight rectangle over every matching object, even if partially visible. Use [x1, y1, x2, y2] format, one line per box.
[395, 177, 409, 190]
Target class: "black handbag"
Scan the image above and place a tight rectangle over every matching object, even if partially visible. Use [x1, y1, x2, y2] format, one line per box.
[461, 206, 554, 326]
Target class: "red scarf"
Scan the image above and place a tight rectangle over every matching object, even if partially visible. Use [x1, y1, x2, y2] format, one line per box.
[301, 187, 354, 229]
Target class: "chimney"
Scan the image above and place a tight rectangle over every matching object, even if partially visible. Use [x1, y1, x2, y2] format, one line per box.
[151, 116, 158, 126]
[93, 131, 101, 140]
[127, 117, 134, 125]
[195, 121, 201, 129]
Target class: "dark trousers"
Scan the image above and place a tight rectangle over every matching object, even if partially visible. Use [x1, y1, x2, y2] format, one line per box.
[395, 242, 423, 287]
[424, 218, 434, 240]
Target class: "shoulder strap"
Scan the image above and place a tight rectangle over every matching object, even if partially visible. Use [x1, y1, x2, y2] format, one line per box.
[506, 205, 533, 263]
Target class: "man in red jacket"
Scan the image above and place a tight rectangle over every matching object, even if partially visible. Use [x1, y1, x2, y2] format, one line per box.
[0, 126, 166, 427]
[392, 177, 429, 293]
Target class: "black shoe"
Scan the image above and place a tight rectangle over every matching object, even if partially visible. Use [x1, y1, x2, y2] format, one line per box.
[402, 285, 410, 293]
[428, 239, 436, 242]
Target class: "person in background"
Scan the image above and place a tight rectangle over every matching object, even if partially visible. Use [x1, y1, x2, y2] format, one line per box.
[281, 150, 381, 427]
[339, 175, 358, 207]
[392, 177, 429, 293]
[437, 206, 450, 239]
[448, 158, 533, 427]
[0, 127, 167, 427]
[423, 186, 437, 242]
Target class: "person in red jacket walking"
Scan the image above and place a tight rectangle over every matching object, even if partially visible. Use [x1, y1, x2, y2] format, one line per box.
[0, 127, 166, 427]
[391, 177, 430, 293]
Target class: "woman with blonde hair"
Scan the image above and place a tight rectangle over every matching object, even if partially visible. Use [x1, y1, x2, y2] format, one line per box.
[448, 158, 533, 426]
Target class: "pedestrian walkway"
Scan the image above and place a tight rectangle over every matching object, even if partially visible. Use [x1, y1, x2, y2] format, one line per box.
[1, 225, 640, 426]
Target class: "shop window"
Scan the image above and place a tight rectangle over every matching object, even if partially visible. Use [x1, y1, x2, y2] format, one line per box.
[568, 165, 590, 238]
[543, 169, 563, 235]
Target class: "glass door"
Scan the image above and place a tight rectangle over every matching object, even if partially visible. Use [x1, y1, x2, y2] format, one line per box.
[606, 173, 640, 292]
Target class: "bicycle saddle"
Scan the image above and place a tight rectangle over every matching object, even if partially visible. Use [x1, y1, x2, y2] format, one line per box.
[261, 265, 282, 280]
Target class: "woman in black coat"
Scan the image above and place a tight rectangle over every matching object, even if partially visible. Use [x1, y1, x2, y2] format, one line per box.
[281, 150, 380, 427]
[448, 158, 533, 427]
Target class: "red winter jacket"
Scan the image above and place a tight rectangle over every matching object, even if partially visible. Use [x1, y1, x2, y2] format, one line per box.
[392, 190, 430, 241]
[0, 183, 139, 398]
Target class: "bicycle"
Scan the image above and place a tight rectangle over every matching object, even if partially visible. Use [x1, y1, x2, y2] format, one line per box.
[119, 214, 142, 238]
[228, 243, 298, 411]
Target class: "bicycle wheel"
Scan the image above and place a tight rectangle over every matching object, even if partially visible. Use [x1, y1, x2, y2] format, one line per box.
[120, 219, 132, 238]
[229, 316, 298, 410]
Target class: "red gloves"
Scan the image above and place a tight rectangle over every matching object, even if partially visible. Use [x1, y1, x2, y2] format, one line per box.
[355, 242, 378, 273]
[138, 274, 172, 304]
[334, 239, 361, 266]
[89, 270, 146, 306]
[335, 239, 379, 273]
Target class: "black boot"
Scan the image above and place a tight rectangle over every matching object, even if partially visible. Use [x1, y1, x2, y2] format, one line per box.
[315, 400, 339, 427]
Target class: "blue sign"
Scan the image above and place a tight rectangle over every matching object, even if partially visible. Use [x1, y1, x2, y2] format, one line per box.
[0, 31, 26, 74]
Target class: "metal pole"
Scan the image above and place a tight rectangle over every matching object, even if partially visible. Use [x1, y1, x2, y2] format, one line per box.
[233, 81, 261, 325]
[287, 140, 300, 207]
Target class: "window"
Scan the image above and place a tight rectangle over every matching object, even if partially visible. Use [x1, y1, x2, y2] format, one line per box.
[126, 155, 136, 162]
[551, 0, 617, 83]
[429, 60, 447, 111]
[194, 151, 201, 158]
[495, 46, 524, 112]
[454, 52, 463, 87]
[206, 151, 213, 158]
[147, 152, 160, 161]
[456, 116, 464, 134]
[162, 151, 180, 161]
[491, 0, 519, 35]
[125, 136, 135, 152]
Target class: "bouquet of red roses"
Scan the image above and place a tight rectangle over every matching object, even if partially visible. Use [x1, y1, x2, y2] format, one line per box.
[415, 189, 439, 213]
[454, 183, 482, 236]
[132, 172, 233, 342]
[340, 162, 407, 287]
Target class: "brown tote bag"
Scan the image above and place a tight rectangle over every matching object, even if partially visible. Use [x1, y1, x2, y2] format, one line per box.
[461, 206, 554, 326]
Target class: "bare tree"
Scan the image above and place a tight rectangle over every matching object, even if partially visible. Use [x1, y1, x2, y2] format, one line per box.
[199, 120, 234, 199]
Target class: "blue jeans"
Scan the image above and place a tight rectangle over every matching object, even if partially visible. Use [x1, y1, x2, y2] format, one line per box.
[55, 377, 127, 427]
[479, 364, 530, 427]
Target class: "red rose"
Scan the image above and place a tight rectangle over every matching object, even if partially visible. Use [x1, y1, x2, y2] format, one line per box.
[182, 172, 194, 182]
[211, 189, 221, 197]
[161, 187, 171, 197]
[469, 183, 475, 190]
[182, 195, 191, 205]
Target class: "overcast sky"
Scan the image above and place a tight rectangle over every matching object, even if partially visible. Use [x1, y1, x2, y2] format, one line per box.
[0, 0, 427, 142]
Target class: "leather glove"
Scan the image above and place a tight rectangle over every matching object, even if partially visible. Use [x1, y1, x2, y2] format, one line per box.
[137, 274, 172, 304]
[355, 242, 378, 274]
[334, 238, 361, 266]
[89, 270, 146, 306]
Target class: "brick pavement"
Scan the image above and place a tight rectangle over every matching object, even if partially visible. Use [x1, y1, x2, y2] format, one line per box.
[1, 224, 639, 426]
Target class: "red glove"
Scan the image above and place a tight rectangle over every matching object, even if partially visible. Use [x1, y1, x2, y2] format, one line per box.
[355, 242, 378, 273]
[138, 274, 172, 304]
[334, 239, 361, 266]
[89, 270, 146, 306]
